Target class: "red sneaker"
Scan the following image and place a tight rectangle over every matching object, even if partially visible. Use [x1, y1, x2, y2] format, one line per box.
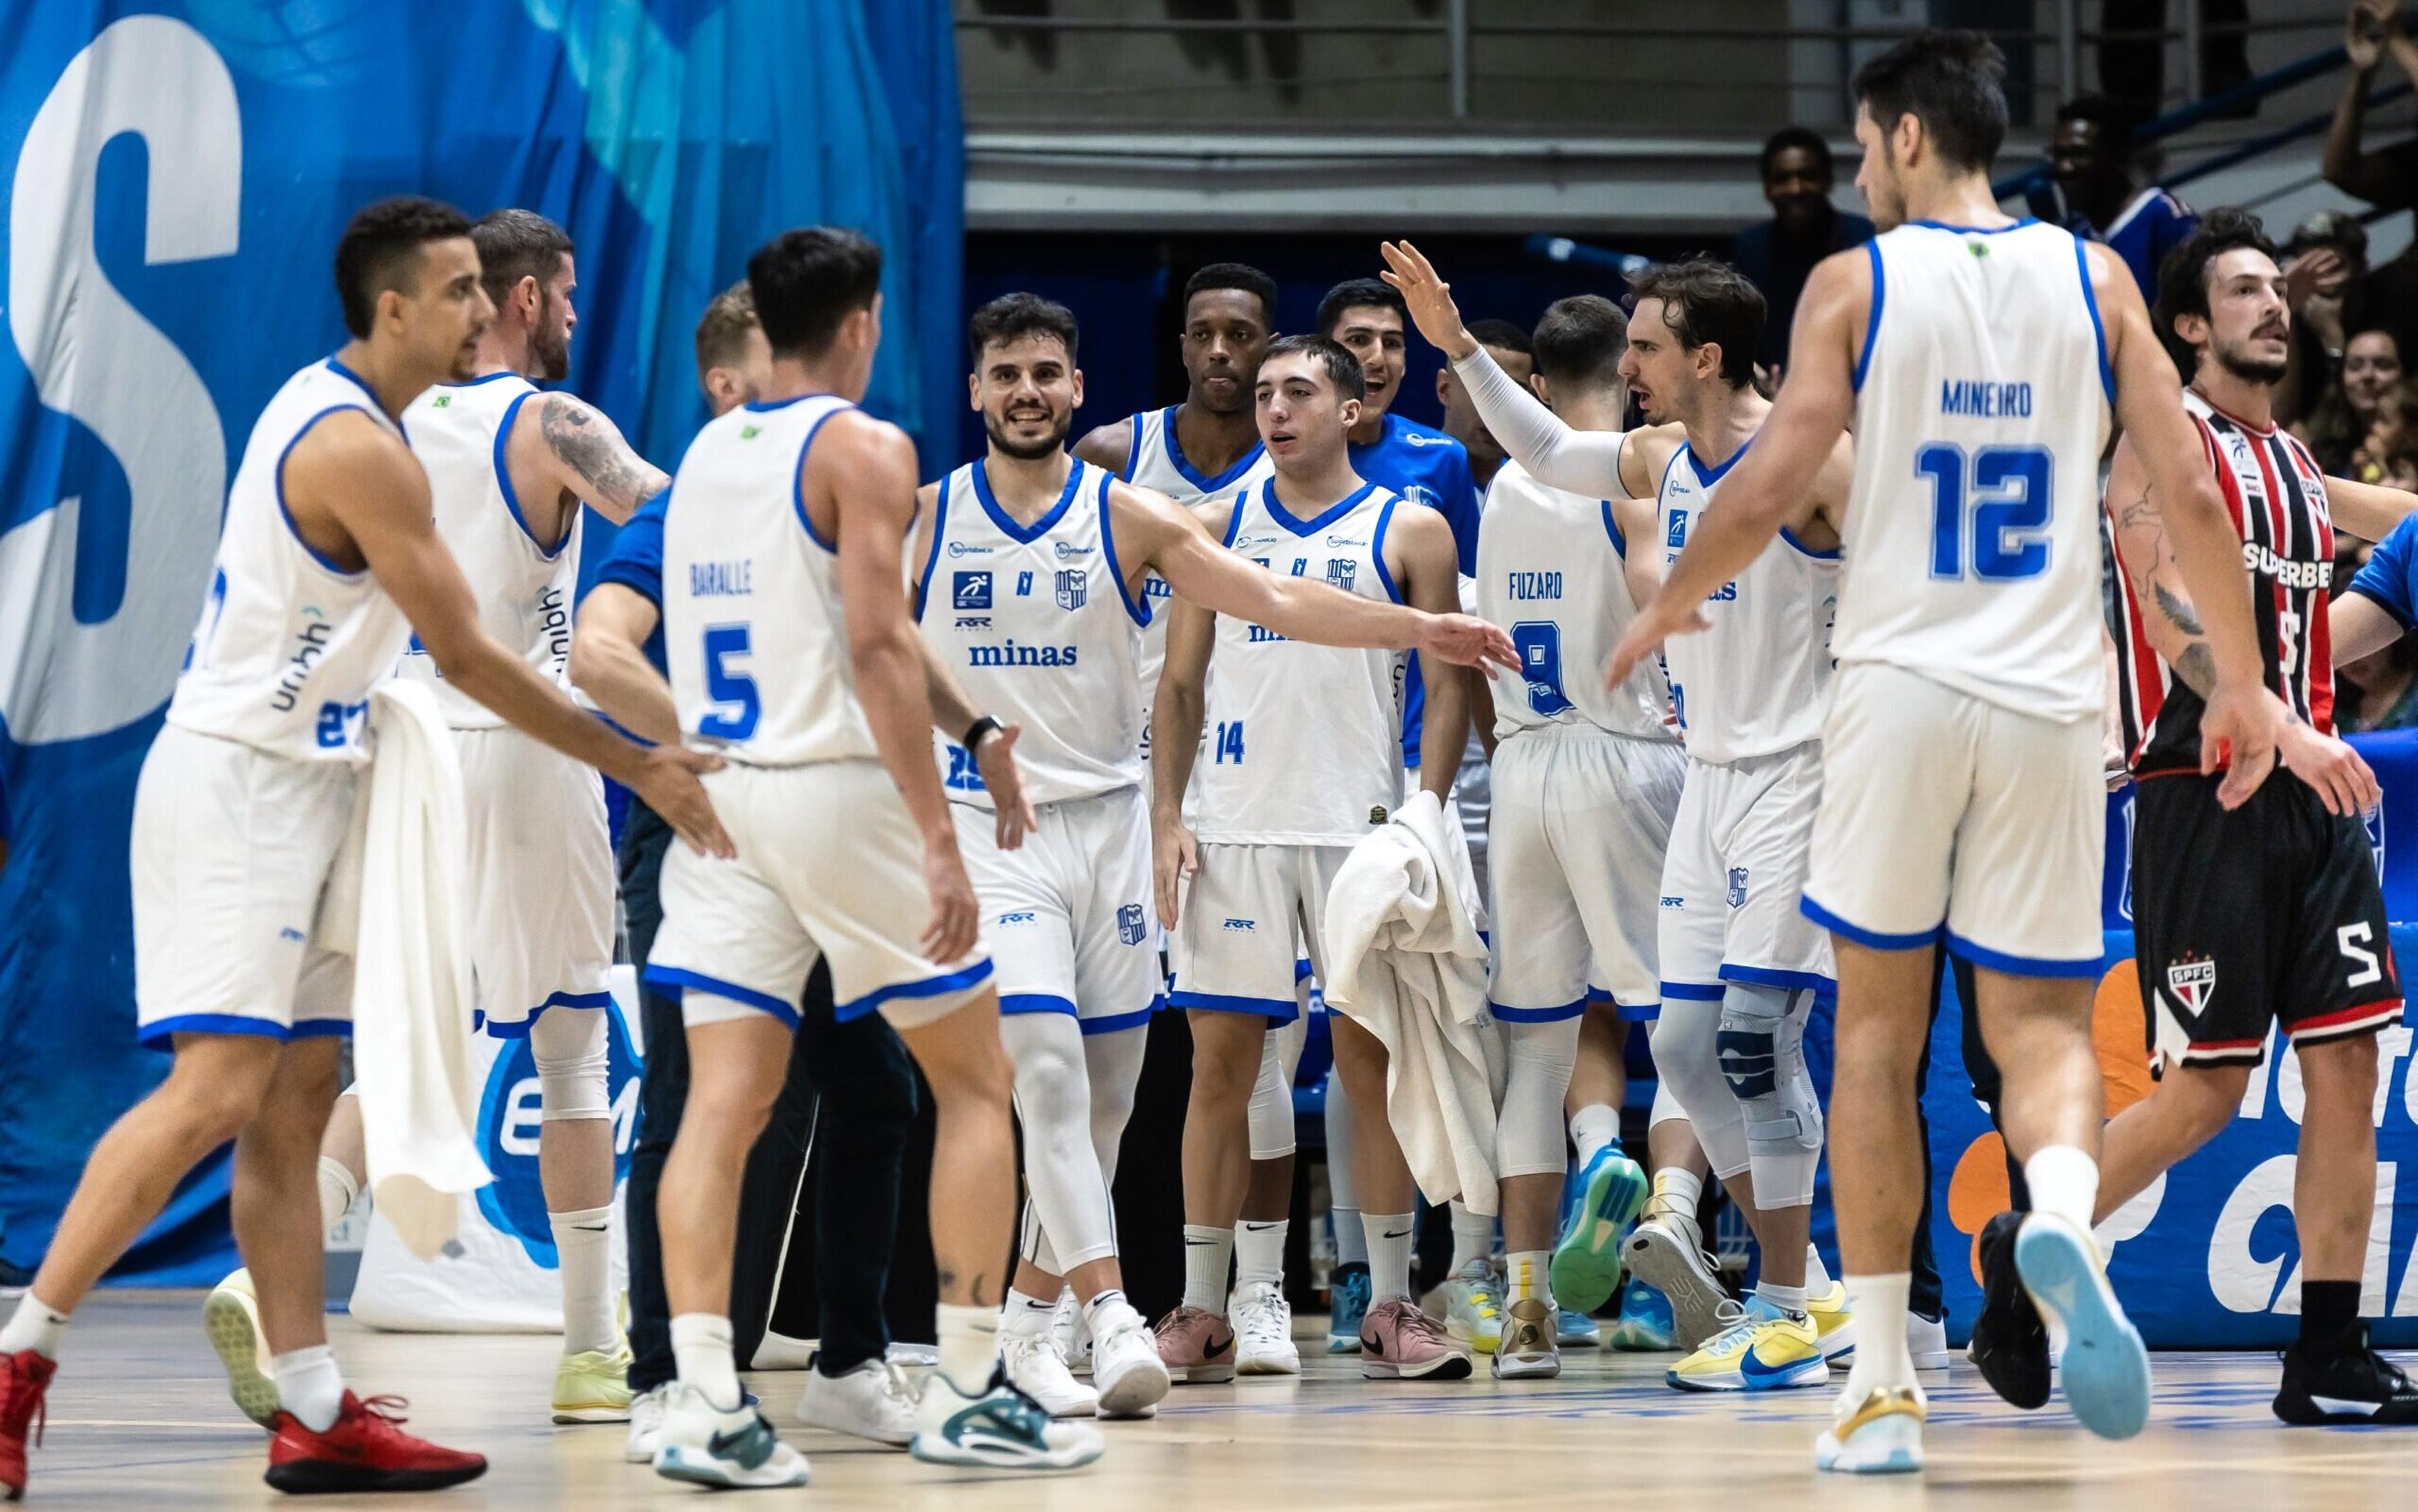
[263, 1392, 486, 1495]
[1, 1350, 55, 1501]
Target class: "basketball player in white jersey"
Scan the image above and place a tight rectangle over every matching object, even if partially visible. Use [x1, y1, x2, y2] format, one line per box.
[1069, 266, 1308, 1370]
[0, 197, 726, 1500]
[1468, 294, 1686, 1378]
[1155, 336, 1502, 1382]
[1601, 32, 2281, 1472]
[1387, 246, 1860, 1384]
[639, 228, 1101, 1487]
[922, 295, 1512, 1413]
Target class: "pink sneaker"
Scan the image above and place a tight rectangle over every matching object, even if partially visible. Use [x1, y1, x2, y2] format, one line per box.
[1360, 1299, 1473, 1380]
[1152, 1307, 1237, 1385]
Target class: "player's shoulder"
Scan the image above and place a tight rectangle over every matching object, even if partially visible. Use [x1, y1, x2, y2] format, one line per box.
[806, 404, 913, 469]
[1384, 412, 1467, 462]
[1072, 412, 1141, 472]
[290, 401, 414, 475]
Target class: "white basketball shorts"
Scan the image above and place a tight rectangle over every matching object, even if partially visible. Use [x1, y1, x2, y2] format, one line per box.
[1802, 662, 2104, 975]
[132, 723, 361, 1046]
[1168, 843, 1351, 1023]
[1488, 728, 1686, 1023]
[645, 758, 993, 1030]
[958, 784, 1161, 1036]
[453, 725, 614, 1037]
[1659, 739, 1834, 1005]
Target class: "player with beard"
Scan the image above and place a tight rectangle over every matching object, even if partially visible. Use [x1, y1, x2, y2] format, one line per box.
[1966, 208, 2418, 1428]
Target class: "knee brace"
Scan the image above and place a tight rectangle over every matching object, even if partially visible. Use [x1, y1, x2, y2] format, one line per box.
[528, 1006, 611, 1122]
[1648, 1001, 1749, 1179]
[1717, 981, 1823, 1208]
[1496, 1015, 1581, 1179]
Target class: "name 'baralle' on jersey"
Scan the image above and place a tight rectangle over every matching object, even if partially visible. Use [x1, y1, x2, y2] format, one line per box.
[688, 559, 753, 597]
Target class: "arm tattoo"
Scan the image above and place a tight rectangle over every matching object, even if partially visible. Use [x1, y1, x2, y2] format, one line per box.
[2172, 640, 2219, 697]
[2151, 580, 2206, 637]
[540, 394, 667, 514]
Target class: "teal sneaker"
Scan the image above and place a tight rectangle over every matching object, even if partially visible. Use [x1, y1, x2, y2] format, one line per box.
[1608, 1279, 1676, 1352]
[1556, 1307, 1601, 1348]
[911, 1367, 1104, 1470]
[1327, 1262, 1371, 1354]
[1551, 1145, 1648, 1315]
[653, 1385, 810, 1489]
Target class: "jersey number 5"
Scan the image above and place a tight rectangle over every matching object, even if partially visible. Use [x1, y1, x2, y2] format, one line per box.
[1919, 443, 2053, 581]
[699, 623, 761, 740]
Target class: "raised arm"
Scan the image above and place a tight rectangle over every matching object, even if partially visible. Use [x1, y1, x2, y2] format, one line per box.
[1151, 595, 1213, 929]
[822, 412, 977, 961]
[297, 415, 727, 855]
[568, 584, 677, 745]
[512, 391, 670, 527]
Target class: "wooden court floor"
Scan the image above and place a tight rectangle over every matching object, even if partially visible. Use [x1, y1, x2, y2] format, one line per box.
[26, 1291, 2418, 1508]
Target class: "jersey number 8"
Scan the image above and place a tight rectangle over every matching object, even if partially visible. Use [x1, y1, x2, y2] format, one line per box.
[1918, 442, 2053, 581]
[1511, 622, 1572, 717]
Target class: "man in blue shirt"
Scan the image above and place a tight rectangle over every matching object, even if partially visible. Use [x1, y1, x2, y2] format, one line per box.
[2046, 94, 2196, 304]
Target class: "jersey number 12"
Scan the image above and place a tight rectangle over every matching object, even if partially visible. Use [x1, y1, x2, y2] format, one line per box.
[1919, 443, 2053, 581]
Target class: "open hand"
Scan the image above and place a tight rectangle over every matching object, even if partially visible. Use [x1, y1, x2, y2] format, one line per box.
[1419, 613, 1521, 673]
[1153, 810, 1198, 931]
[1378, 241, 1477, 360]
[1604, 594, 1710, 691]
[633, 746, 732, 858]
[973, 722, 1040, 851]
[920, 839, 980, 962]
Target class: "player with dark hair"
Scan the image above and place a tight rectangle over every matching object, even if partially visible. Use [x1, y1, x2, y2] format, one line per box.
[1735, 127, 1876, 372]
[2047, 93, 2195, 302]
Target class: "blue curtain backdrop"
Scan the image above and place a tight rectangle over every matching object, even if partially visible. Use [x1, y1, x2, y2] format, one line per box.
[0, 0, 962, 1284]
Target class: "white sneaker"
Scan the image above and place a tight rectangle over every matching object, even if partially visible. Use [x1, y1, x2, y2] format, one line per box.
[201, 1269, 278, 1428]
[1087, 1301, 1172, 1419]
[1054, 1291, 1093, 1377]
[797, 1358, 916, 1446]
[749, 1330, 818, 1371]
[652, 1384, 810, 1489]
[911, 1366, 1104, 1470]
[1001, 1323, 1100, 1418]
[1907, 1310, 1951, 1372]
[623, 1385, 668, 1464]
[1623, 1214, 1729, 1353]
[1229, 1281, 1301, 1375]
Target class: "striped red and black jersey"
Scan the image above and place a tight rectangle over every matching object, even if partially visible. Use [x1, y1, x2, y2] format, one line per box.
[2111, 392, 2335, 776]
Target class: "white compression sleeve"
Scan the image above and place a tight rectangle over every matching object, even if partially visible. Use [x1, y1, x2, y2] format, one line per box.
[1647, 1003, 1749, 1181]
[1449, 346, 1632, 497]
[1497, 1015, 1582, 1179]
[1005, 1013, 1120, 1272]
[528, 1004, 611, 1122]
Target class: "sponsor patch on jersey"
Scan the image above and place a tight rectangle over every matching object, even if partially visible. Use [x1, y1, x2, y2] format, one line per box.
[1055, 567, 1087, 611]
[1055, 540, 1087, 560]
[1118, 903, 1148, 946]
[954, 617, 991, 630]
[953, 571, 993, 611]
[2165, 956, 2216, 1018]
[1666, 509, 1688, 549]
[1399, 484, 1440, 509]
[997, 911, 1037, 926]
[1223, 917, 1257, 932]
[1727, 868, 1749, 909]
[1660, 895, 1684, 909]
[1327, 559, 1357, 592]
[947, 541, 994, 559]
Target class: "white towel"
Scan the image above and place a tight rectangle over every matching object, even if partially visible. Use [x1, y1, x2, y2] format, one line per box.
[328, 680, 492, 1261]
[1319, 790, 1505, 1217]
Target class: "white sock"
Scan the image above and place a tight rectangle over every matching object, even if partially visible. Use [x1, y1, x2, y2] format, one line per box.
[1449, 1203, 1494, 1273]
[271, 1344, 346, 1432]
[1235, 1218, 1288, 1292]
[1758, 1279, 1808, 1317]
[0, 1294, 70, 1360]
[1841, 1274, 1914, 1396]
[1805, 1243, 1834, 1295]
[936, 1302, 1000, 1396]
[1183, 1224, 1234, 1313]
[548, 1205, 617, 1357]
[1504, 1249, 1553, 1309]
[1569, 1104, 1620, 1168]
[1002, 1287, 1058, 1335]
[1081, 1288, 1135, 1331]
[1333, 1208, 1368, 1267]
[671, 1313, 740, 1409]
[2024, 1145, 2101, 1235]
[316, 1157, 360, 1239]
[1367, 1212, 1416, 1302]
[1652, 1167, 1702, 1225]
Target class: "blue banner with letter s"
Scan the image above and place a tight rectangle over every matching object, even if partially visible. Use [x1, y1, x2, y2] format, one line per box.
[0, 0, 961, 1283]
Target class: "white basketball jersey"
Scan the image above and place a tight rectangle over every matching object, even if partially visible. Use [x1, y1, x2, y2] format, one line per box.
[1197, 477, 1404, 846]
[661, 392, 871, 768]
[1839, 220, 2113, 723]
[167, 357, 412, 763]
[917, 458, 1147, 808]
[1657, 438, 1839, 764]
[396, 373, 581, 729]
[1477, 461, 1676, 744]
[1120, 406, 1273, 702]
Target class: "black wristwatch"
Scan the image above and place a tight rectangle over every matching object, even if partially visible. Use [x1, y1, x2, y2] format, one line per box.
[963, 715, 1004, 751]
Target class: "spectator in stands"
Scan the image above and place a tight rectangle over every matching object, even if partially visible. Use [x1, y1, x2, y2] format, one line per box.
[2046, 94, 2195, 302]
[1731, 127, 1872, 376]
[1434, 317, 1535, 492]
[2276, 210, 2370, 426]
[2340, 636, 2418, 731]
[2325, 0, 2418, 213]
[2353, 378, 2418, 491]
[2301, 327, 2404, 475]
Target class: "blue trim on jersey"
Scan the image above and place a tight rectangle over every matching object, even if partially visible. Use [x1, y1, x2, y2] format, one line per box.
[1264, 477, 1380, 537]
[1159, 405, 1266, 493]
[643, 966, 803, 1028]
[915, 472, 952, 618]
[322, 355, 379, 404]
[1168, 986, 1299, 1023]
[290, 1018, 355, 1039]
[1799, 894, 1942, 952]
[1686, 436, 1752, 487]
[1371, 490, 1405, 604]
[1853, 241, 1885, 393]
[1601, 499, 1626, 559]
[1945, 930, 2104, 979]
[1909, 218, 2039, 234]
[1778, 525, 1839, 559]
[1081, 1001, 1160, 1035]
[1718, 963, 1836, 995]
[482, 989, 615, 1039]
[2074, 235, 2117, 404]
[743, 390, 837, 413]
[436, 371, 519, 388]
[492, 389, 570, 559]
[972, 456, 1084, 545]
[276, 405, 377, 578]
[1123, 412, 1145, 479]
[1657, 980, 1725, 1001]
[1000, 992, 1077, 1017]
[1220, 489, 1248, 548]
[137, 1013, 351, 1049]
[2346, 579, 2417, 632]
[1098, 469, 1151, 627]
[1489, 996, 1589, 1023]
[791, 404, 853, 555]
[836, 958, 995, 1022]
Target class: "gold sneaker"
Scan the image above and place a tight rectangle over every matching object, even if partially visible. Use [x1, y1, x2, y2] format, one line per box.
[1814, 1384, 1926, 1475]
[1490, 1297, 1560, 1380]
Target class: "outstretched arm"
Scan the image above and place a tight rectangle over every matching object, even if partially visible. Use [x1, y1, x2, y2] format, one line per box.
[2327, 472, 2418, 542]
[569, 584, 678, 746]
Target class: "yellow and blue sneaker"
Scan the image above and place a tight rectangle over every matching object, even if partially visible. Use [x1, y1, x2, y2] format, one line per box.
[1436, 1259, 1504, 1354]
[1665, 1297, 1830, 1392]
[1550, 1145, 1649, 1316]
[1807, 1280, 1855, 1361]
[1608, 1279, 1675, 1352]
[1815, 1384, 1926, 1475]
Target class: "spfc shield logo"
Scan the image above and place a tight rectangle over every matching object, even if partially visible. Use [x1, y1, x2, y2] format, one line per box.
[1118, 903, 1147, 946]
[1727, 867, 1749, 909]
[2165, 957, 2216, 1018]
[1327, 559, 1358, 593]
[1055, 567, 1087, 611]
